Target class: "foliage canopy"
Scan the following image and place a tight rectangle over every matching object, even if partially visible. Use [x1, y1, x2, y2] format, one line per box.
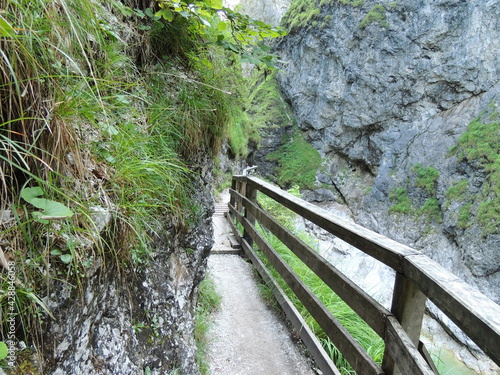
[155, 0, 286, 68]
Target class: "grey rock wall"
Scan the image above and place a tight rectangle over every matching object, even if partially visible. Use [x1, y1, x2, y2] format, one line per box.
[274, 0, 500, 303]
[226, 0, 291, 26]
[44, 160, 214, 375]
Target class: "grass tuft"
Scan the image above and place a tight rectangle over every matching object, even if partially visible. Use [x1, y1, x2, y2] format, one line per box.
[253, 191, 385, 374]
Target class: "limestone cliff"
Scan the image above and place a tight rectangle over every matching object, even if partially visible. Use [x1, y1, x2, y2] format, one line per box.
[271, 0, 499, 304]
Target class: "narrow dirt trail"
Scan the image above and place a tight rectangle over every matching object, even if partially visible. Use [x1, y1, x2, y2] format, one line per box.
[206, 254, 316, 375]
[206, 191, 317, 375]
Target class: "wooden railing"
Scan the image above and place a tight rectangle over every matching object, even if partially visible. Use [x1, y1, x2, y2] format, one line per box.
[227, 175, 500, 375]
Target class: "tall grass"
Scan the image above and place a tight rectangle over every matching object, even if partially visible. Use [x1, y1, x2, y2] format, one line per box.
[255, 192, 385, 374]
[0, 0, 234, 359]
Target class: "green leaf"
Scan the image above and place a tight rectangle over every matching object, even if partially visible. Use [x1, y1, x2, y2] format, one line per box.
[198, 17, 211, 27]
[0, 342, 7, 360]
[21, 187, 44, 203]
[134, 9, 146, 18]
[0, 16, 15, 38]
[60, 254, 72, 264]
[21, 187, 74, 222]
[155, 8, 174, 22]
[25, 292, 55, 320]
[30, 198, 74, 219]
[32, 211, 50, 224]
[206, 0, 223, 9]
[50, 249, 62, 256]
[217, 21, 227, 31]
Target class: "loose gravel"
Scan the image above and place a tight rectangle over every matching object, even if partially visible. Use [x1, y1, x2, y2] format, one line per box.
[206, 254, 317, 375]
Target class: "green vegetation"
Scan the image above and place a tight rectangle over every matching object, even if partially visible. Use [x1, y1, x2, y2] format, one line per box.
[255, 192, 384, 374]
[247, 72, 295, 131]
[195, 274, 222, 374]
[280, 0, 323, 31]
[266, 130, 322, 190]
[389, 99, 499, 236]
[448, 101, 499, 235]
[281, 0, 363, 32]
[418, 198, 442, 223]
[458, 203, 473, 229]
[359, 4, 389, 29]
[155, 0, 286, 69]
[389, 188, 413, 214]
[389, 164, 441, 222]
[445, 180, 468, 203]
[0, 0, 282, 366]
[413, 164, 440, 195]
[229, 70, 295, 158]
[282, 0, 394, 33]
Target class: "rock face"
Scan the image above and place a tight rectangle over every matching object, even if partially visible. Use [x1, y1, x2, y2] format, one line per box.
[44, 159, 214, 375]
[274, 0, 500, 304]
[228, 0, 291, 26]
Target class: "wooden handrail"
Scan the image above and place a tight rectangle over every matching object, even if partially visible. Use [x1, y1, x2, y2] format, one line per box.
[228, 175, 500, 375]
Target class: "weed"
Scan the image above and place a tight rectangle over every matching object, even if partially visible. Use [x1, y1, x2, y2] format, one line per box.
[418, 198, 442, 223]
[195, 274, 221, 375]
[458, 203, 473, 229]
[448, 100, 499, 235]
[0, 0, 235, 357]
[445, 180, 468, 203]
[282, 0, 363, 32]
[412, 164, 439, 195]
[389, 188, 413, 214]
[266, 130, 322, 190]
[359, 5, 390, 30]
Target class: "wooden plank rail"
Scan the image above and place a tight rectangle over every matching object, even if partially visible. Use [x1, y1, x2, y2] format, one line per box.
[227, 175, 500, 375]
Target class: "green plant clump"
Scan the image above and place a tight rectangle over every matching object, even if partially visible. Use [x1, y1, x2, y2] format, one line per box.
[266, 130, 322, 190]
[359, 4, 389, 29]
[389, 188, 413, 214]
[195, 275, 222, 374]
[445, 180, 468, 203]
[418, 198, 442, 223]
[448, 102, 499, 235]
[412, 164, 440, 195]
[281, 0, 322, 31]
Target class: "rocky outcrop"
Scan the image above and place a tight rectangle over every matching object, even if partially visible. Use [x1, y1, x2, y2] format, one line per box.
[274, 0, 500, 304]
[44, 159, 214, 375]
[227, 0, 291, 26]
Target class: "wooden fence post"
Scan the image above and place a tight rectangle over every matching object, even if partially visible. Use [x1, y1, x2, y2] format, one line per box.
[242, 181, 257, 247]
[383, 272, 427, 375]
[230, 177, 237, 209]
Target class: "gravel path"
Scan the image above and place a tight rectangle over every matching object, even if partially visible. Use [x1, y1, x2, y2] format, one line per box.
[206, 254, 317, 375]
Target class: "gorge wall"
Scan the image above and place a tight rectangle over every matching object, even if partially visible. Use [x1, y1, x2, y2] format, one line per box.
[273, 0, 500, 304]
[235, 0, 499, 371]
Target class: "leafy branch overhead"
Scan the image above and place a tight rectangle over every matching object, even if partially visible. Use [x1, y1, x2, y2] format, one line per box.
[155, 0, 286, 68]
